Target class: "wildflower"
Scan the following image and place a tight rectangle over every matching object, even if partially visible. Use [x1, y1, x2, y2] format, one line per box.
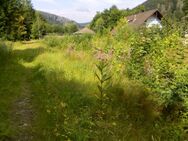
[55, 132, 60, 137]
[95, 49, 108, 61]
[46, 109, 51, 113]
[60, 102, 66, 108]
[118, 64, 122, 68]
[54, 128, 58, 132]
[112, 122, 117, 126]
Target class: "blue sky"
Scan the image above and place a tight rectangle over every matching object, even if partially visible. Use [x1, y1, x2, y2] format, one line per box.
[32, 0, 146, 23]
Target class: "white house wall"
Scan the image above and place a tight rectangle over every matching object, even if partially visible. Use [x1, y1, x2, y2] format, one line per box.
[145, 16, 162, 28]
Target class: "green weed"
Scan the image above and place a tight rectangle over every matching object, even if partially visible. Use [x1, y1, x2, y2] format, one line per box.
[0, 41, 13, 64]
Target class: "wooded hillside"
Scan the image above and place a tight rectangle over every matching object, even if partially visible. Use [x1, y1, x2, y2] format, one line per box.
[140, 0, 184, 19]
[38, 11, 76, 25]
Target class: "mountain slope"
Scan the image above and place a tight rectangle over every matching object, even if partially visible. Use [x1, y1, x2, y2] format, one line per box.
[38, 11, 75, 25]
[140, 0, 184, 18]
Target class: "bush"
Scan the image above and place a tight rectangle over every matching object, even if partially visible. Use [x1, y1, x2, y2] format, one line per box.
[43, 35, 93, 50]
[125, 27, 188, 118]
[43, 36, 62, 48]
[89, 22, 188, 139]
[29, 21, 188, 140]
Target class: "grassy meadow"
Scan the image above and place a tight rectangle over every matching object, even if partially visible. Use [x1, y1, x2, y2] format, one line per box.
[0, 24, 188, 141]
[1, 0, 188, 140]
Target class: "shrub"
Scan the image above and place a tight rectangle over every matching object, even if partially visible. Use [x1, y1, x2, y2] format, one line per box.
[43, 36, 62, 48]
[124, 26, 188, 120]
[44, 35, 93, 50]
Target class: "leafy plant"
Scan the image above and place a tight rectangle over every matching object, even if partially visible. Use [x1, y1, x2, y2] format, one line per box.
[95, 57, 111, 111]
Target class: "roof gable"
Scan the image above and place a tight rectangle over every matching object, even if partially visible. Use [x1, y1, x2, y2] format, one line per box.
[126, 9, 163, 27]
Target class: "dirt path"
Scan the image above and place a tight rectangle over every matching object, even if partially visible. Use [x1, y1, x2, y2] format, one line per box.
[11, 77, 35, 141]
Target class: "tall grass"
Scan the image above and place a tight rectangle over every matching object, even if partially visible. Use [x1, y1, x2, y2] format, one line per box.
[27, 48, 97, 140]
[0, 41, 13, 64]
[43, 34, 93, 50]
[27, 38, 185, 140]
[11, 26, 188, 140]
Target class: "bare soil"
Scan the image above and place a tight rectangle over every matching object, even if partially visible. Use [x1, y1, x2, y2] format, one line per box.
[11, 78, 35, 141]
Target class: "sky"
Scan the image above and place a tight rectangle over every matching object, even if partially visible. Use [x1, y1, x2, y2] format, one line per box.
[32, 0, 146, 23]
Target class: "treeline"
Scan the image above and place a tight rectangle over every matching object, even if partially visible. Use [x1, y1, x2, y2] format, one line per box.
[90, 5, 145, 33]
[0, 0, 34, 40]
[183, 0, 188, 18]
[31, 12, 78, 39]
[0, 0, 78, 41]
[141, 0, 184, 19]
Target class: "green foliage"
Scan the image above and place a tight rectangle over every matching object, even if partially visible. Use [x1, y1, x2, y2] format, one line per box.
[91, 19, 188, 139]
[123, 25, 188, 120]
[0, 0, 34, 40]
[63, 22, 78, 34]
[36, 18, 188, 139]
[0, 41, 13, 64]
[44, 34, 93, 50]
[1, 7, 188, 139]
[31, 12, 47, 39]
[43, 36, 62, 47]
[95, 60, 111, 110]
[30, 49, 96, 140]
[90, 5, 125, 33]
[183, 0, 188, 17]
[90, 5, 147, 34]
[1, 29, 188, 139]
[141, 0, 184, 19]
[21, 0, 35, 40]
[45, 24, 65, 34]
[45, 22, 78, 35]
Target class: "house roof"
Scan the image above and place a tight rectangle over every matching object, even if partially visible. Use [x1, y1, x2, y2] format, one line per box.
[126, 9, 163, 27]
[74, 27, 95, 34]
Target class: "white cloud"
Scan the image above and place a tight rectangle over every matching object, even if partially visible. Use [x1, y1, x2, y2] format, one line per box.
[103, 0, 122, 4]
[36, 0, 56, 4]
[76, 8, 90, 12]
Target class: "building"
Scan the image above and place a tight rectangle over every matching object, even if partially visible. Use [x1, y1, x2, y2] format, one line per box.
[126, 9, 163, 28]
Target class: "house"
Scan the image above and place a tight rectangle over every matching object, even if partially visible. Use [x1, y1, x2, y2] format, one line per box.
[126, 9, 163, 28]
[74, 27, 95, 35]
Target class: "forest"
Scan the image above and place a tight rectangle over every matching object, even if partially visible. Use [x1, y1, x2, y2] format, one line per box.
[0, 0, 188, 140]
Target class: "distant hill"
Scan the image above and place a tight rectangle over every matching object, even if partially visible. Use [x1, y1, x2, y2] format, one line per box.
[38, 11, 89, 28]
[38, 11, 76, 25]
[78, 22, 90, 28]
[139, 0, 184, 19]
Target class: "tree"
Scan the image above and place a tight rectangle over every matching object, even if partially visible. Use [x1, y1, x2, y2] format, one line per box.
[31, 12, 47, 39]
[16, 16, 27, 40]
[90, 5, 146, 33]
[63, 22, 78, 34]
[183, 0, 188, 17]
[0, 0, 34, 40]
[94, 17, 105, 33]
[21, 0, 35, 40]
[0, 0, 20, 40]
[182, 0, 188, 33]
[90, 5, 124, 33]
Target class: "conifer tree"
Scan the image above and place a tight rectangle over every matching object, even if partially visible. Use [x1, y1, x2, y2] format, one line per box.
[31, 12, 47, 39]
[20, 0, 35, 40]
[0, 0, 34, 40]
[182, 0, 188, 33]
[183, 0, 188, 17]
